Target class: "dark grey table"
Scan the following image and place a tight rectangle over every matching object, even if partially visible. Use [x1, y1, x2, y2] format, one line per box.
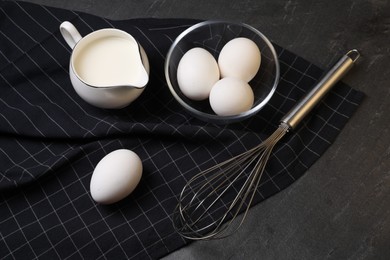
[17, 0, 390, 259]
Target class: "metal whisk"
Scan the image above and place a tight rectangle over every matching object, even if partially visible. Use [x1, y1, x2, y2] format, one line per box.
[173, 50, 360, 240]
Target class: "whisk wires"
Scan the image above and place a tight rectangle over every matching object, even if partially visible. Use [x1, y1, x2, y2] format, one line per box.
[173, 123, 290, 240]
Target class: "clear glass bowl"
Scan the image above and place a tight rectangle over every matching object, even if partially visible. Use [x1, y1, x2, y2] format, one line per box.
[164, 20, 280, 124]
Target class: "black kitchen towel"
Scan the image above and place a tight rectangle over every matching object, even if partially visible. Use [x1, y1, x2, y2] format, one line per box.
[0, 1, 365, 259]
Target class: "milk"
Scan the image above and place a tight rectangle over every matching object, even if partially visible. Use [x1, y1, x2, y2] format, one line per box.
[73, 36, 143, 87]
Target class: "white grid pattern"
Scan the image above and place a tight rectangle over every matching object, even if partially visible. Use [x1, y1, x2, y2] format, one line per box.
[0, 1, 365, 259]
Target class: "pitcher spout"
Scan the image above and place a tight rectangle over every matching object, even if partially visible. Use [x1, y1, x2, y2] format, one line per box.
[130, 63, 149, 89]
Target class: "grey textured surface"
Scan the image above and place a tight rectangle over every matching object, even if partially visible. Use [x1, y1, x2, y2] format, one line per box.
[17, 0, 390, 259]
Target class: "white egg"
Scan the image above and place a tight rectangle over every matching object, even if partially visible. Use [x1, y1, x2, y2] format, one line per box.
[90, 149, 142, 204]
[218, 37, 261, 82]
[177, 47, 220, 101]
[209, 77, 254, 116]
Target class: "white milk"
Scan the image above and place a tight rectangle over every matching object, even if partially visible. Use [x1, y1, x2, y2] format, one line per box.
[73, 36, 143, 87]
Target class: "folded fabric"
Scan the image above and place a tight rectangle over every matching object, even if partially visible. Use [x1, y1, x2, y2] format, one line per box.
[0, 1, 364, 259]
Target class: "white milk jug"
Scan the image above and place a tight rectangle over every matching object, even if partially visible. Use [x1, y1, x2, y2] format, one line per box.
[60, 21, 150, 109]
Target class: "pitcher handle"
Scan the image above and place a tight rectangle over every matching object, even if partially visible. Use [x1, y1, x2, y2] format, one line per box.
[60, 21, 82, 49]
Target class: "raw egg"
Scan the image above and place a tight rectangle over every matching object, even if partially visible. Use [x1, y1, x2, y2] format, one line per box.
[218, 37, 261, 82]
[90, 149, 142, 204]
[177, 47, 220, 100]
[209, 77, 254, 116]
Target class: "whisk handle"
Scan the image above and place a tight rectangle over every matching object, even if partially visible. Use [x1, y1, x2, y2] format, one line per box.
[281, 49, 360, 130]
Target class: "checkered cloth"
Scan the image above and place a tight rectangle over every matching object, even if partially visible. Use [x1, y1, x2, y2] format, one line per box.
[0, 1, 364, 259]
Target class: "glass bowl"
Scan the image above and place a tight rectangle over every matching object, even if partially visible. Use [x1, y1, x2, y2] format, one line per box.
[164, 20, 280, 124]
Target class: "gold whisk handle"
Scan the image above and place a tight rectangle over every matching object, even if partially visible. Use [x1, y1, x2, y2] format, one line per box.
[280, 49, 360, 130]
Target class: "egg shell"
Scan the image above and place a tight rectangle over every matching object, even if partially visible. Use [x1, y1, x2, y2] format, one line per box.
[90, 149, 142, 204]
[177, 47, 220, 101]
[209, 77, 254, 116]
[218, 37, 261, 82]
